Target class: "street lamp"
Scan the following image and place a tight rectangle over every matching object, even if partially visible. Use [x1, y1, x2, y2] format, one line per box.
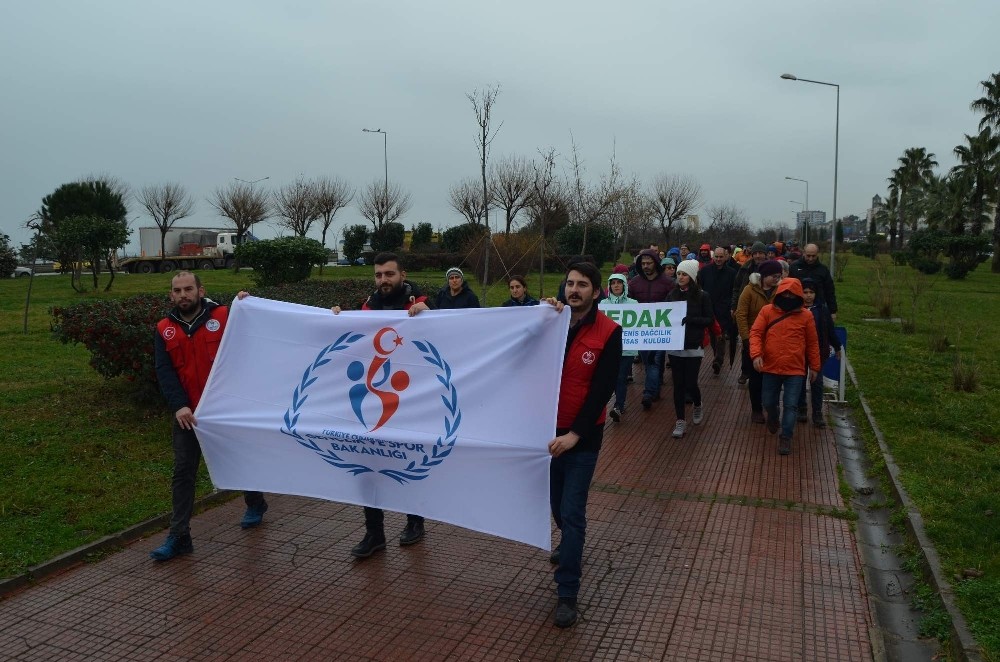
[362, 128, 389, 201]
[781, 73, 839, 277]
[784, 176, 809, 215]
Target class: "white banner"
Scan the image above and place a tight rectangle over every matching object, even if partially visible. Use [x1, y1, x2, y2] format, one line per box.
[598, 301, 688, 351]
[194, 297, 570, 550]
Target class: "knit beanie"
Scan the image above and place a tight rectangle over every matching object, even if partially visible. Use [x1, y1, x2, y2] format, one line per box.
[446, 267, 464, 279]
[660, 257, 676, 267]
[758, 260, 782, 278]
[750, 241, 767, 254]
[676, 259, 700, 281]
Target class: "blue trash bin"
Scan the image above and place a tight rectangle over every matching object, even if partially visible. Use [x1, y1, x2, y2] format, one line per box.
[822, 326, 847, 382]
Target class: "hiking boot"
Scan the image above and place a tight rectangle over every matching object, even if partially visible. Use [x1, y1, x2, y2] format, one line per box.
[778, 435, 792, 455]
[672, 420, 686, 438]
[398, 520, 425, 546]
[766, 416, 779, 435]
[641, 397, 652, 411]
[609, 407, 622, 422]
[751, 410, 766, 424]
[692, 405, 704, 425]
[549, 544, 561, 565]
[712, 362, 721, 376]
[554, 597, 578, 628]
[240, 500, 268, 529]
[351, 531, 386, 559]
[150, 534, 193, 562]
[738, 373, 748, 385]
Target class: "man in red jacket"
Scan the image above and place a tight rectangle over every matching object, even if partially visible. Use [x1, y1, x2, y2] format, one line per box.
[545, 262, 622, 628]
[749, 278, 821, 456]
[333, 252, 431, 559]
[151, 272, 266, 561]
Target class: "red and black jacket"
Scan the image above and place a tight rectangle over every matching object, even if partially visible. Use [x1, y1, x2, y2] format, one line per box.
[154, 299, 227, 412]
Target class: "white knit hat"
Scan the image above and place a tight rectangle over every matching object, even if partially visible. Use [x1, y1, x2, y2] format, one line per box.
[446, 267, 464, 279]
[676, 259, 699, 281]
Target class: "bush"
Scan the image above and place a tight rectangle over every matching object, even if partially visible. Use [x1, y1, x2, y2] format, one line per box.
[891, 251, 911, 267]
[235, 236, 328, 287]
[371, 222, 405, 252]
[51, 279, 445, 396]
[912, 257, 942, 275]
[852, 239, 879, 258]
[943, 234, 990, 280]
[410, 222, 434, 251]
[342, 224, 369, 264]
[553, 223, 615, 267]
[442, 223, 488, 252]
[0, 233, 18, 277]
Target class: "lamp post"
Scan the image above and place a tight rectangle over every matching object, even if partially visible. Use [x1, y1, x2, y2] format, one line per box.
[362, 128, 389, 202]
[781, 74, 839, 277]
[784, 176, 809, 216]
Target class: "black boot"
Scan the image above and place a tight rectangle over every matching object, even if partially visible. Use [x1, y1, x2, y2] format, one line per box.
[554, 597, 578, 628]
[351, 530, 386, 559]
[398, 520, 425, 546]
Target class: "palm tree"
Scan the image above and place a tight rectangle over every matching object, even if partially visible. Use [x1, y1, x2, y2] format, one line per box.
[952, 127, 1000, 235]
[886, 170, 903, 249]
[891, 147, 938, 248]
[924, 172, 971, 236]
[970, 71, 1000, 272]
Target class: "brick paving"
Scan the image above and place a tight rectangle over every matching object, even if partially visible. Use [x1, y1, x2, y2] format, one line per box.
[0, 360, 875, 661]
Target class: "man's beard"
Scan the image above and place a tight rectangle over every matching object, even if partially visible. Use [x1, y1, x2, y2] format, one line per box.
[380, 282, 402, 296]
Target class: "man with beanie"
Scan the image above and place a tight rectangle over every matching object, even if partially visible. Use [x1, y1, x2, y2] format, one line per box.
[697, 243, 713, 268]
[789, 243, 838, 320]
[698, 246, 738, 375]
[434, 267, 481, 309]
[627, 248, 675, 410]
[750, 277, 821, 455]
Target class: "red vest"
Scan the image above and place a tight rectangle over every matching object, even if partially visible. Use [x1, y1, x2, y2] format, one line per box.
[157, 306, 228, 409]
[557, 311, 619, 429]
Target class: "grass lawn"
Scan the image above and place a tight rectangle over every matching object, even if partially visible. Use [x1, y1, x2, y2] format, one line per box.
[1, 258, 996, 658]
[834, 255, 999, 658]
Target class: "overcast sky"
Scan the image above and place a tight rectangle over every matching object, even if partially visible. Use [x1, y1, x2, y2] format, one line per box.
[3, 0, 999, 252]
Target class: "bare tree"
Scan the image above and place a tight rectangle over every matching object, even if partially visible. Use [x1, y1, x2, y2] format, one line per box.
[566, 136, 626, 254]
[704, 203, 752, 247]
[448, 177, 489, 225]
[313, 176, 354, 274]
[209, 181, 271, 243]
[648, 174, 703, 245]
[137, 183, 195, 263]
[273, 177, 320, 237]
[607, 175, 654, 256]
[467, 84, 502, 230]
[490, 155, 533, 235]
[357, 180, 411, 232]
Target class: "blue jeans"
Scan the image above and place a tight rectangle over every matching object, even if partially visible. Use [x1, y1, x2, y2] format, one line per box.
[550, 449, 599, 599]
[761, 374, 806, 439]
[797, 373, 824, 420]
[614, 356, 633, 411]
[640, 350, 663, 400]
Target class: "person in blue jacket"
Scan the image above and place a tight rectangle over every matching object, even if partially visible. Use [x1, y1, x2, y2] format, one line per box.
[501, 275, 539, 306]
[433, 267, 481, 309]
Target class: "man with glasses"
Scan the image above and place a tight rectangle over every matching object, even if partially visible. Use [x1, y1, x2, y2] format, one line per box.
[789, 243, 838, 321]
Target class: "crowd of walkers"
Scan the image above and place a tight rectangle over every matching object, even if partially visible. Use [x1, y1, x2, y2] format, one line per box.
[608, 239, 840, 456]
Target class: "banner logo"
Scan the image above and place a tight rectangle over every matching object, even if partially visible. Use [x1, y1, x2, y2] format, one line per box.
[280, 331, 461, 484]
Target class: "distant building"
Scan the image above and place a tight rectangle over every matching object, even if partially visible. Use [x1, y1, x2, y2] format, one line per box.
[796, 210, 826, 227]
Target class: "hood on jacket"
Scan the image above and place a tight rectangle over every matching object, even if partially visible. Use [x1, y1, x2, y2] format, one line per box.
[772, 277, 805, 310]
[607, 273, 631, 301]
[633, 248, 663, 275]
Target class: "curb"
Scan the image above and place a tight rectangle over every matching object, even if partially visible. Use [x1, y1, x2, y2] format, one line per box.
[0, 490, 237, 599]
[846, 360, 984, 662]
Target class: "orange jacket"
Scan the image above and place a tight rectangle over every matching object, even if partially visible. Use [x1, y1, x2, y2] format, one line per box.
[749, 278, 821, 376]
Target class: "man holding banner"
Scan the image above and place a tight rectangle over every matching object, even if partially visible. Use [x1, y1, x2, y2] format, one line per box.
[546, 262, 622, 628]
[332, 252, 433, 559]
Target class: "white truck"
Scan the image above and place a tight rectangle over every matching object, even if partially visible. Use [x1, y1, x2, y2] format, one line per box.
[121, 227, 253, 274]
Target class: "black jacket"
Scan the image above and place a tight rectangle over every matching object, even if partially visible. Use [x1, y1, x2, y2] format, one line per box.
[364, 281, 429, 311]
[433, 282, 481, 309]
[667, 285, 714, 350]
[789, 259, 837, 314]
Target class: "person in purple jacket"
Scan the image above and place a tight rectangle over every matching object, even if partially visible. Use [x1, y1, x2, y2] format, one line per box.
[627, 248, 675, 410]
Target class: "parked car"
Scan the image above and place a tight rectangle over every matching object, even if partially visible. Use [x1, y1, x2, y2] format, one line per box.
[336, 257, 366, 266]
[13, 266, 32, 278]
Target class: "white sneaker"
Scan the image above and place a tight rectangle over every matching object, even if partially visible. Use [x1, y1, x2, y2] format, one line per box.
[672, 420, 686, 438]
[692, 405, 704, 425]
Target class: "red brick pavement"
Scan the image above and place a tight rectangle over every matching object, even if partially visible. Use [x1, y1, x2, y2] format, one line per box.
[0, 361, 874, 661]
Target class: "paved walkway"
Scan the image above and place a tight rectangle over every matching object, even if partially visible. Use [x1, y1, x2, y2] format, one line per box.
[0, 361, 875, 661]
